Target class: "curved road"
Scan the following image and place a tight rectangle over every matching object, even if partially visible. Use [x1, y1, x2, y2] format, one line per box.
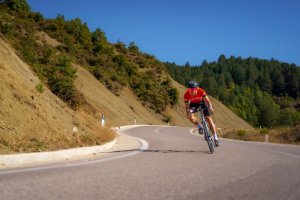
[1, 126, 300, 200]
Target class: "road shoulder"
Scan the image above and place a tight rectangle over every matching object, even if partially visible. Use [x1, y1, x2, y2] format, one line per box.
[0, 126, 142, 170]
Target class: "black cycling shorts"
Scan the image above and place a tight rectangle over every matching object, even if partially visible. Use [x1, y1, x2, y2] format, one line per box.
[189, 101, 211, 116]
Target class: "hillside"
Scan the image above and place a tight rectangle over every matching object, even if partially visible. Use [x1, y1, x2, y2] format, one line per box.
[73, 63, 164, 126]
[0, 37, 115, 154]
[0, 35, 254, 154]
[0, 0, 255, 154]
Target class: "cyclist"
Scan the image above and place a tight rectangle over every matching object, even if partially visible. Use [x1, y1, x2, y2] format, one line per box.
[184, 80, 220, 147]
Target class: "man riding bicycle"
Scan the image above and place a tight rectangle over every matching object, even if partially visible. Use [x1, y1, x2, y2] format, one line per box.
[184, 80, 220, 147]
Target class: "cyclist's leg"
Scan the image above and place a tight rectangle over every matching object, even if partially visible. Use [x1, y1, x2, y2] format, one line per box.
[205, 116, 220, 146]
[187, 112, 198, 126]
[205, 116, 217, 135]
[187, 104, 203, 133]
[201, 102, 220, 146]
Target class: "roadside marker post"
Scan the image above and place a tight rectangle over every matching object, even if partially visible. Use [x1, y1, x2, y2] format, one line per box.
[265, 134, 269, 143]
[101, 114, 105, 127]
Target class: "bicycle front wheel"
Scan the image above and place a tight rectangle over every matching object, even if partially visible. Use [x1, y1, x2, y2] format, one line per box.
[206, 135, 214, 154]
[203, 122, 214, 154]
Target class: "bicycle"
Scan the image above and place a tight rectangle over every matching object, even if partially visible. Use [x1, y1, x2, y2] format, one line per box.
[197, 107, 215, 154]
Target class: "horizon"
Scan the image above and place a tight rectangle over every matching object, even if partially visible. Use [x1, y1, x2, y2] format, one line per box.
[27, 0, 300, 66]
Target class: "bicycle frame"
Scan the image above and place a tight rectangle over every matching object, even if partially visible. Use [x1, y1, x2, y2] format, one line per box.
[198, 107, 215, 154]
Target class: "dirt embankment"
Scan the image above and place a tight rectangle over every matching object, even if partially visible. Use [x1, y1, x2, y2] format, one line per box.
[0, 37, 115, 154]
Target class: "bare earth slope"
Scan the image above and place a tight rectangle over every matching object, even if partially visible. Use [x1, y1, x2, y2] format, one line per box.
[0, 37, 114, 153]
[74, 64, 163, 126]
[0, 37, 76, 136]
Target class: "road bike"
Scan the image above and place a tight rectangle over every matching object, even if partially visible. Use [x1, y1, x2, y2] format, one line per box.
[198, 107, 215, 154]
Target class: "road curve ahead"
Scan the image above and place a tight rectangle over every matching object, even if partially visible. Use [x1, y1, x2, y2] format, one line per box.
[1, 126, 300, 200]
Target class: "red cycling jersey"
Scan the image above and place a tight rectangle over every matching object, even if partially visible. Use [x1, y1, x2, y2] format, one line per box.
[184, 87, 207, 104]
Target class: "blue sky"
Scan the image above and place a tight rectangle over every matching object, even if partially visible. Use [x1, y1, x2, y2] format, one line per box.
[27, 0, 300, 66]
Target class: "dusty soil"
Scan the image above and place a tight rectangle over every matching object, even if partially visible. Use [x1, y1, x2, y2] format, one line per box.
[0, 37, 115, 154]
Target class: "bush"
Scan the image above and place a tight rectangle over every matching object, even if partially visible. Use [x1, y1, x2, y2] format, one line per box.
[3, 0, 30, 11]
[260, 128, 269, 135]
[278, 108, 300, 126]
[164, 115, 172, 123]
[237, 129, 247, 137]
[47, 56, 81, 108]
[35, 83, 44, 93]
[0, 20, 13, 34]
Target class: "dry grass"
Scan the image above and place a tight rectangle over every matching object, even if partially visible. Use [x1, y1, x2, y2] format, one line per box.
[269, 125, 300, 144]
[222, 126, 300, 145]
[0, 127, 116, 154]
[0, 99, 116, 154]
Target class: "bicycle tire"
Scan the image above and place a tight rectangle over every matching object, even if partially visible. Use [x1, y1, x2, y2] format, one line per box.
[198, 107, 215, 154]
[203, 121, 214, 154]
[206, 135, 214, 153]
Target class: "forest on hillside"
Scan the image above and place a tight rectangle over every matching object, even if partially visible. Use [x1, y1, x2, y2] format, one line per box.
[165, 55, 300, 128]
[0, 0, 178, 115]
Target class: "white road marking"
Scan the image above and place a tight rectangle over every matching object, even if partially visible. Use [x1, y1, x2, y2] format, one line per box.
[154, 127, 165, 135]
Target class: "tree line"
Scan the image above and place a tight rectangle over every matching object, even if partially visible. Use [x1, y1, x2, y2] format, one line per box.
[165, 55, 300, 127]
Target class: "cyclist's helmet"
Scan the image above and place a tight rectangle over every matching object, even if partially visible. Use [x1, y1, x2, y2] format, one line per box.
[188, 80, 198, 88]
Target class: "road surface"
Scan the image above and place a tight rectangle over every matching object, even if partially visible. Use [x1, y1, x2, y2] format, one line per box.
[1, 126, 300, 200]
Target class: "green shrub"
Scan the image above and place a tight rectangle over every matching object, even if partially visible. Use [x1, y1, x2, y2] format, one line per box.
[0, 20, 13, 34]
[35, 83, 44, 93]
[260, 128, 269, 135]
[2, 0, 30, 11]
[47, 56, 81, 108]
[237, 129, 247, 137]
[164, 115, 172, 123]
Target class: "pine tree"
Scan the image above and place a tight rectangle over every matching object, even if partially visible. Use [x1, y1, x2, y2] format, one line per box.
[273, 74, 286, 96]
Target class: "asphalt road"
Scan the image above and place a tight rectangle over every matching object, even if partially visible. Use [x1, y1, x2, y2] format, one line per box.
[1, 126, 300, 200]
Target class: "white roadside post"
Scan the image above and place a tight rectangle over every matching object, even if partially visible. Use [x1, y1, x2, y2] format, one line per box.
[72, 126, 78, 134]
[101, 113, 105, 127]
[265, 134, 269, 142]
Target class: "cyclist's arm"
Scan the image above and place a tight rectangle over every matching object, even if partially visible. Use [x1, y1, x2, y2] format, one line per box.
[184, 100, 190, 112]
[184, 91, 190, 112]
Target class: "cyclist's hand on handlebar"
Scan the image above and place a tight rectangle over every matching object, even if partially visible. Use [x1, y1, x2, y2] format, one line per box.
[186, 109, 191, 117]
